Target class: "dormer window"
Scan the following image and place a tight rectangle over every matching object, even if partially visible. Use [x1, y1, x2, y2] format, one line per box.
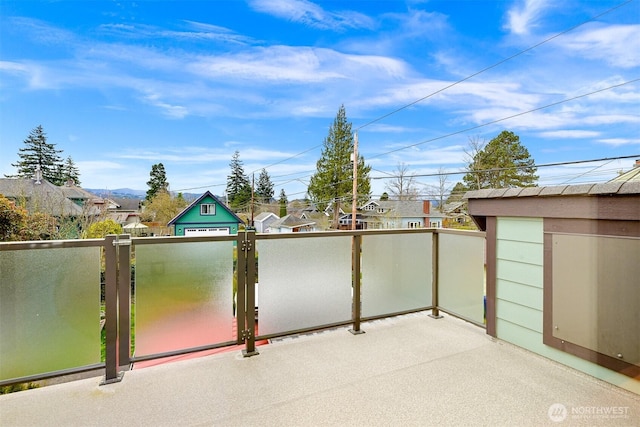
[201, 204, 216, 215]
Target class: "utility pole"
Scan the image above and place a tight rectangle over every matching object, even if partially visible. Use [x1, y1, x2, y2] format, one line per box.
[250, 173, 255, 228]
[351, 131, 358, 230]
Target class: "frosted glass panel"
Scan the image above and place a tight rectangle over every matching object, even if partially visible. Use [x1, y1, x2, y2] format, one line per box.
[258, 236, 352, 336]
[1, 247, 101, 381]
[438, 233, 485, 324]
[135, 241, 234, 356]
[361, 233, 432, 317]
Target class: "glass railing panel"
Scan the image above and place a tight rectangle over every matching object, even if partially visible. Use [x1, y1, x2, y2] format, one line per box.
[134, 240, 234, 356]
[257, 236, 352, 336]
[438, 232, 485, 324]
[0, 246, 101, 381]
[361, 233, 432, 317]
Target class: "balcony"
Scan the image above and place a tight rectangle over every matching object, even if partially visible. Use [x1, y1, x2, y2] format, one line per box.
[3, 310, 639, 426]
[1, 212, 639, 424]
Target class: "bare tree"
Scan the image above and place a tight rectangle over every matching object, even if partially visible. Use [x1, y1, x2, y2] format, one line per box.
[385, 162, 420, 201]
[463, 136, 486, 191]
[432, 167, 451, 210]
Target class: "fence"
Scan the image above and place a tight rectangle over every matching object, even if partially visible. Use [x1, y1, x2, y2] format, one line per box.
[0, 228, 485, 386]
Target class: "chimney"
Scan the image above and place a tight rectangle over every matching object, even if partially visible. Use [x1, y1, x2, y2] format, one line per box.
[34, 165, 42, 184]
[423, 200, 430, 215]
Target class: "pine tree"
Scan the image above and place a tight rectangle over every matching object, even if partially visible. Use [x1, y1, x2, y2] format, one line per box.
[7, 126, 64, 184]
[60, 156, 81, 185]
[146, 163, 169, 201]
[307, 105, 371, 227]
[226, 151, 251, 210]
[278, 189, 288, 217]
[256, 169, 274, 203]
[462, 131, 538, 190]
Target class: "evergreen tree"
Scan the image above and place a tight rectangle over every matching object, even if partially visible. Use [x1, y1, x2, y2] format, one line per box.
[146, 163, 169, 201]
[307, 105, 371, 227]
[278, 189, 288, 217]
[60, 156, 81, 185]
[7, 126, 64, 184]
[256, 169, 274, 203]
[462, 131, 538, 190]
[226, 151, 251, 210]
[446, 182, 469, 204]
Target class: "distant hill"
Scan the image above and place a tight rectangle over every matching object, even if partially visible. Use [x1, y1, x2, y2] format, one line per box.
[86, 188, 203, 202]
[86, 188, 145, 199]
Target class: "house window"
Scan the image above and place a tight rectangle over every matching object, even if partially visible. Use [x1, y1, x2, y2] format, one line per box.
[201, 204, 216, 215]
[408, 221, 421, 228]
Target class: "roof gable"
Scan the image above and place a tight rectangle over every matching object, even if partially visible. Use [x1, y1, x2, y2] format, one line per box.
[254, 212, 278, 222]
[268, 214, 316, 229]
[168, 191, 244, 225]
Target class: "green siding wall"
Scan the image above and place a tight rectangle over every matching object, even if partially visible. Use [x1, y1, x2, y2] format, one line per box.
[173, 195, 240, 236]
[495, 217, 639, 394]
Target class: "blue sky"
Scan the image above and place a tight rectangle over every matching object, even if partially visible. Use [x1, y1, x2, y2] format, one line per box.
[1, 0, 639, 200]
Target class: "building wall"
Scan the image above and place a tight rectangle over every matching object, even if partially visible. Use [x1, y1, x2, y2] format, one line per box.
[173, 195, 240, 236]
[495, 217, 639, 394]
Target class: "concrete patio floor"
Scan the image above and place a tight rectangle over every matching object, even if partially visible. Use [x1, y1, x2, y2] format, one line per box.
[1, 312, 639, 426]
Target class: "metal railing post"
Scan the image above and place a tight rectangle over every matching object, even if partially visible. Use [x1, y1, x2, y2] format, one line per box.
[117, 234, 131, 369]
[236, 232, 246, 345]
[349, 234, 364, 334]
[242, 229, 259, 357]
[101, 235, 124, 385]
[430, 231, 443, 319]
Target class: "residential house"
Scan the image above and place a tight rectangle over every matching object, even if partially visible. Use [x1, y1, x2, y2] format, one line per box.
[108, 210, 142, 227]
[267, 214, 316, 233]
[355, 199, 444, 229]
[337, 213, 367, 230]
[168, 191, 244, 236]
[58, 180, 110, 216]
[0, 177, 85, 217]
[300, 211, 330, 230]
[611, 159, 640, 183]
[254, 212, 278, 233]
[441, 201, 473, 228]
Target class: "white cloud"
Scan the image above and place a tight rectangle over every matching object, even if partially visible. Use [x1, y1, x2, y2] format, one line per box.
[504, 0, 551, 35]
[98, 21, 254, 45]
[538, 130, 600, 139]
[597, 138, 640, 146]
[561, 24, 640, 69]
[116, 146, 298, 164]
[249, 0, 375, 31]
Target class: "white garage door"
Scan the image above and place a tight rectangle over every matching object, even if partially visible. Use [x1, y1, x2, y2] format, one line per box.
[184, 227, 230, 236]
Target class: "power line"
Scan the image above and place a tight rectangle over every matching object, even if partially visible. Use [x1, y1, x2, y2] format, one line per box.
[354, 0, 635, 131]
[369, 78, 640, 160]
[371, 154, 640, 180]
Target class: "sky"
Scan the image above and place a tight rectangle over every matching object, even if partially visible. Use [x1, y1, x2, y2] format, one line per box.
[1, 0, 639, 200]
